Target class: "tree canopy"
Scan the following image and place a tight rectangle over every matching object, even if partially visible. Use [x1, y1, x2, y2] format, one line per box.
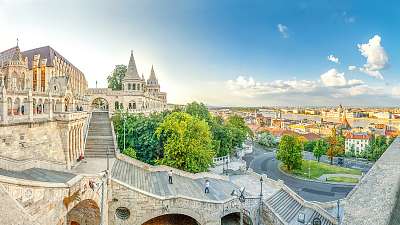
[313, 139, 328, 162]
[156, 112, 215, 173]
[112, 101, 252, 172]
[107, 65, 127, 90]
[277, 135, 303, 171]
[257, 131, 277, 148]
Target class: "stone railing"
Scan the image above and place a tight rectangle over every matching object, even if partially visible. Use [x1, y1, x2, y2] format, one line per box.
[342, 137, 400, 225]
[115, 153, 229, 181]
[0, 155, 66, 171]
[86, 88, 110, 94]
[213, 155, 230, 166]
[54, 111, 88, 121]
[83, 111, 92, 151]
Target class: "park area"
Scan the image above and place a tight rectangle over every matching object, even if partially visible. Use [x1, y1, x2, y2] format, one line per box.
[281, 160, 362, 183]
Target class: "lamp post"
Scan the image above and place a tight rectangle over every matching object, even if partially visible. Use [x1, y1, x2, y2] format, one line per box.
[231, 178, 264, 225]
[259, 176, 263, 225]
[123, 114, 126, 152]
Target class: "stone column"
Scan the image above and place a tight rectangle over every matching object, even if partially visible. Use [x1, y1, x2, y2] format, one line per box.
[0, 87, 7, 124]
[28, 90, 33, 122]
[48, 96, 53, 120]
[66, 129, 71, 169]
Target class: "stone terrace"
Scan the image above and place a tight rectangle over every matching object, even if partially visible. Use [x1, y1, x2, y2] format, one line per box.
[112, 159, 239, 201]
[342, 137, 400, 225]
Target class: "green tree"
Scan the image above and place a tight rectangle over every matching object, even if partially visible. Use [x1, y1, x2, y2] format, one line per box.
[313, 139, 328, 162]
[327, 128, 344, 164]
[123, 147, 137, 159]
[156, 112, 215, 173]
[112, 111, 168, 164]
[257, 131, 277, 148]
[210, 116, 234, 157]
[304, 140, 317, 152]
[226, 114, 252, 148]
[107, 65, 127, 90]
[277, 135, 303, 171]
[185, 102, 211, 123]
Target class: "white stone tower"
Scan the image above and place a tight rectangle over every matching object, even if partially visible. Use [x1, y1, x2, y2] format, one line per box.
[122, 51, 145, 92]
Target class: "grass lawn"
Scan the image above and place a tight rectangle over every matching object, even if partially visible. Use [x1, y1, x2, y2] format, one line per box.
[326, 176, 359, 183]
[281, 160, 362, 180]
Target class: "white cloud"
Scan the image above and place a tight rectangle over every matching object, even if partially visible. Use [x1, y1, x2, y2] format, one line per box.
[348, 65, 357, 71]
[357, 35, 388, 79]
[392, 86, 400, 97]
[320, 69, 363, 88]
[277, 24, 289, 38]
[327, 54, 339, 63]
[226, 76, 316, 97]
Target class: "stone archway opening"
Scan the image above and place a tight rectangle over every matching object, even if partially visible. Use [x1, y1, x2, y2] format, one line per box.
[91, 97, 109, 111]
[142, 214, 200, 225]
[221, 212, 252, 225]
[66, 199, 100, 225]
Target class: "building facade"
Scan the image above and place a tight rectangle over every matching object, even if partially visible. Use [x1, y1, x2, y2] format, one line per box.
[0, 45, 167, 170]
[85, 51, 167, 114]
[345, 132, 371, 154]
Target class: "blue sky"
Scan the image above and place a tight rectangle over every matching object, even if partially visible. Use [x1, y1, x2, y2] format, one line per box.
[1, 0, 399, 106]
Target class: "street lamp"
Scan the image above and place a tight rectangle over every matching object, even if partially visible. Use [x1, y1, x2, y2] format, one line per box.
[231, 177, 264, 225]
[123, 114, 126, 152]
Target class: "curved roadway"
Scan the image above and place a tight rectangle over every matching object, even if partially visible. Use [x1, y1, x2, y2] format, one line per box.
[243, 144, 355, 202]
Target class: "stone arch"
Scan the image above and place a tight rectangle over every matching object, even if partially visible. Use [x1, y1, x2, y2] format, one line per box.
[55, 99, 62, 112]
[32, 98, 37, 114]
[22, 98, 28, 115]
[67, 199, 100, 225]
[134, 208, 205, 225]
[91, 97, 109, 111]
[65, 97, 71, 112]
[13, 97, 22, 116]
[128, 101, 136, 110]
[221, 211, 253, 225]
[7, 97, 12, 116]
[37, 98, 43, 114]
[43, 99, 50, 114]
[114, 101, 119, 110]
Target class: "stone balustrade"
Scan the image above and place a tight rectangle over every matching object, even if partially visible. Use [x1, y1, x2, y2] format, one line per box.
[54, 111, 88, 121]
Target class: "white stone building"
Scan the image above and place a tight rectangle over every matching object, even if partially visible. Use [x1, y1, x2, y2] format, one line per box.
[85, 51, 167, 114]
[345, 132, 371, 154]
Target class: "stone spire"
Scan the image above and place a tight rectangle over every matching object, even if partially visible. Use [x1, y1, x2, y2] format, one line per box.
[149, 65, 157, 81]
[125, 50, 140, 80]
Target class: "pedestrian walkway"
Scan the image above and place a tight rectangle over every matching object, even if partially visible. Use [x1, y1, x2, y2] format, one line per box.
[317, 173, 361, 183]
[111, 159, 240, 201]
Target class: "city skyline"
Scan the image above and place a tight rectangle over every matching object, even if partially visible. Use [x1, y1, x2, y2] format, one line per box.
[1, 0, 399, 106]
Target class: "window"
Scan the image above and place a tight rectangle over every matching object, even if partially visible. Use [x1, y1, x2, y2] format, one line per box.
[128, 84, 131, 90]
[33, 67, 38, 91]
[40, 66, 46, 92]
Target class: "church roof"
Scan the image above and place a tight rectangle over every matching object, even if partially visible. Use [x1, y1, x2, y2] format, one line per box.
[124, 51, 141, 81]
[22, 46, 82, 72]
[340, 112, 351, 128]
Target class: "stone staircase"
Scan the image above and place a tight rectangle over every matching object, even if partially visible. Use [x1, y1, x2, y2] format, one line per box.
[84, 111, 115, 158]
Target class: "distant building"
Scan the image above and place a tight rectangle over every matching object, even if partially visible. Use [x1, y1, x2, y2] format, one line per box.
[345, 133, 371, 154]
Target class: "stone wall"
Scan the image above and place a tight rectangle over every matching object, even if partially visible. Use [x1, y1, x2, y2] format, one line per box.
[0, 121, 65, 165]
[342, 137, 400, 225]
[109, 180, 250, 225]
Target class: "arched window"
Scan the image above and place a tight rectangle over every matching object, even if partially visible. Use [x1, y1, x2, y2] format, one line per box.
[115, 101, 119, 110]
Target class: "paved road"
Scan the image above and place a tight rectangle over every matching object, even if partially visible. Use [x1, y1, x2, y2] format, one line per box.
[243, 144, 356, 202]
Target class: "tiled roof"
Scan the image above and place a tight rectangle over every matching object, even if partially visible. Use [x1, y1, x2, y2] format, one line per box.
[345, 133, 370, 140]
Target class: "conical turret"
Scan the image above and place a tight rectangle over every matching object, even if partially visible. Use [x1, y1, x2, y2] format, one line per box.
[147, 65, 159, 85]
[124, 51, 141, 80]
